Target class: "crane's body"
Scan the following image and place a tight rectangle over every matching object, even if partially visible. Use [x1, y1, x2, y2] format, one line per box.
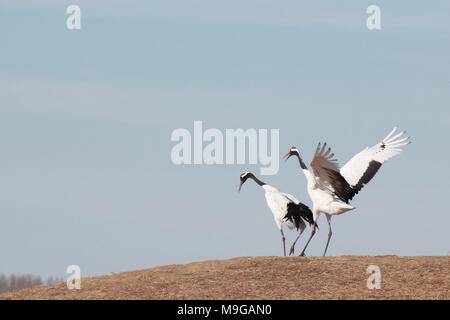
[302, 168, 355, 219]
[239, 172, 314, 256]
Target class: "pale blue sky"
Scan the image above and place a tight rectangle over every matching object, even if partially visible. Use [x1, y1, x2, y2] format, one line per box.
[1, 1, 449, 278]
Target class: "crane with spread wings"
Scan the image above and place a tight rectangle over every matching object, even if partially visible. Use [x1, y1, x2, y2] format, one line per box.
[283, 127, 411, 256]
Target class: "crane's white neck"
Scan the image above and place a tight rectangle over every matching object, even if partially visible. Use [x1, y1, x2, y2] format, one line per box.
[294, 154, 315, 187]
[262, 184, 278, 192]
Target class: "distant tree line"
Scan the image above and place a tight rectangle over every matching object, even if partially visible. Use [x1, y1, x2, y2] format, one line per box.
[0, 274, 64, 293]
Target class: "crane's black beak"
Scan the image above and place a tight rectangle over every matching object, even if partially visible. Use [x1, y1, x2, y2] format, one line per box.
[238, 181, 243, 192]
[283, 151, 293, 161]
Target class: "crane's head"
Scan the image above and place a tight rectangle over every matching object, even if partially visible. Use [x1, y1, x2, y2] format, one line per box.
[283, 146, 300, 161]
[238, 172, 252, 192]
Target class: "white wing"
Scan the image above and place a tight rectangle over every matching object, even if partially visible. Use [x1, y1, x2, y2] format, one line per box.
[340, 127, 411, 194]
[310, 142, 355, 203]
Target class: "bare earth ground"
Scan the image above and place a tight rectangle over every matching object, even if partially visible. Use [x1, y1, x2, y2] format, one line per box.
[1, 256, 449, 300]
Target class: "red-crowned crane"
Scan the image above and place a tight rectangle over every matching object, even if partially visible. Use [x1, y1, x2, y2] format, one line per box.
[238, 172, 315, 256]
[283, 127, 411, 256]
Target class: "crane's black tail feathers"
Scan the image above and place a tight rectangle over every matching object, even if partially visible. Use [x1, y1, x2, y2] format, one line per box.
[284, 202, 317, 231]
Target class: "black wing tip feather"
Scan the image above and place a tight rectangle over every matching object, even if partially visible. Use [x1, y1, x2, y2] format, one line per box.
[323, 168, 356, 203]
[352, 161, 382, 194]
[285, 202, 315, 230]
[325, 160, 383, 203]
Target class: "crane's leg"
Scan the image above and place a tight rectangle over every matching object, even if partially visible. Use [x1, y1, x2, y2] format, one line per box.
[281, 228, 286, 257]
[299, 225, 316, 257]
[289, 228, 305, 256]
[323, 215, 333, 257]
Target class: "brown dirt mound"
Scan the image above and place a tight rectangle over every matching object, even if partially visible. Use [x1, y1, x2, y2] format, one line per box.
[1, 256, 449, 300]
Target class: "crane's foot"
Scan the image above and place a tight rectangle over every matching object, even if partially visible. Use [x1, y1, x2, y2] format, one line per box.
[289, 245, 296, 256]
[299, 252, 307, 257]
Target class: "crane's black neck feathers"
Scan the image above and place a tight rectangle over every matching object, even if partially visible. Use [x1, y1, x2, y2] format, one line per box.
[248, 173, 266, 187]
[295, 154, 308, 170]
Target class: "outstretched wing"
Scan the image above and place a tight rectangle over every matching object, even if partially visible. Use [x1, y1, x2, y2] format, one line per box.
[340, 127, 411, 196]
[310, 142, 355, 203]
